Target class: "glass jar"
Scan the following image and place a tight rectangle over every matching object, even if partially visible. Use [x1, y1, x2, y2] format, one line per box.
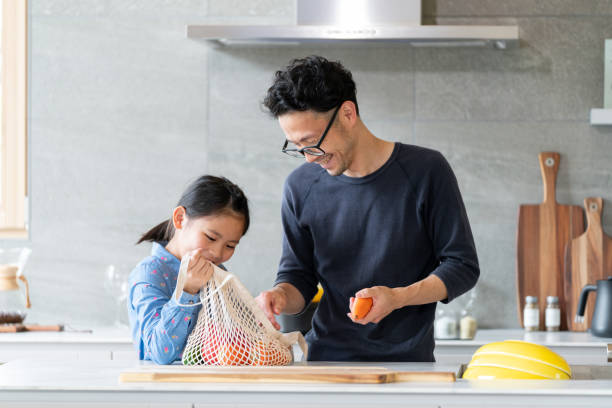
[0, 248, 32, 324]
[434, 308, 458, 339]
[459, 295, 478, 340]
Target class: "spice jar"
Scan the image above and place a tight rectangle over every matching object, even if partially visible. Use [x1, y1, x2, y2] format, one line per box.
[523, 296, 539, 331]
[459, 296, 477, 340]
[545, 296, 560, 331]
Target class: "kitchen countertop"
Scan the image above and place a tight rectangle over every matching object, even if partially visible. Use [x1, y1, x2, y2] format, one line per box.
[2, 327, 610, 346]
[2, 327, 611, 364]
[435, 329, 612, 364]
[1, 359, 612, 407]
[0, 325, 132, 344]
[436, 329, 612, 347]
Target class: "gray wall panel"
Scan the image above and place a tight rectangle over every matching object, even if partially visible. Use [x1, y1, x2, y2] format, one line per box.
[22, 0, 612, 331]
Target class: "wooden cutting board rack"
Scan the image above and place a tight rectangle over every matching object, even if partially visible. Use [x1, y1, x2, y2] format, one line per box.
[516, 152, 585, 330]
[120, 365, 456, 384]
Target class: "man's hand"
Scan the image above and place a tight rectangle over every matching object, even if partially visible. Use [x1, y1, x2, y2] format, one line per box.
[348, 275, 449, 325]
[182, 248, 214, 295]
[347, 286, 401, 325]
[255, 286, 288, 330]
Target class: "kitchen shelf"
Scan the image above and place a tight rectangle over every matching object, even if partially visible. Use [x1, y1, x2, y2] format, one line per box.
[590, 108, 612, 125]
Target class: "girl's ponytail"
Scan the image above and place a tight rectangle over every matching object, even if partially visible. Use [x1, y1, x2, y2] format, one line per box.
[136, 219, 174, 244]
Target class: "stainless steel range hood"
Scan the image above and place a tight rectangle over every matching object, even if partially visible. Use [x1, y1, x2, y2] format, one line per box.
[187, 0, 519, 49]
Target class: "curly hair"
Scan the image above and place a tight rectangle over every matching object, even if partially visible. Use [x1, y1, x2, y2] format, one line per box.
[263, 55, 359, 117]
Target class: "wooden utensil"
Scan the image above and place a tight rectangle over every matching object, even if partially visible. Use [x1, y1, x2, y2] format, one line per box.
[564, 197, 612, 331]
[0, 324, 64, 333]
[119, 366, 456, 384]
[516, 152, 585, 330]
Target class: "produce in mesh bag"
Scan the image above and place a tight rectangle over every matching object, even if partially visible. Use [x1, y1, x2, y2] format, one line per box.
[175, 255, 307, 366]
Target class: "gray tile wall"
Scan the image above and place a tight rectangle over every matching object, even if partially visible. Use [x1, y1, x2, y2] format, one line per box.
[17, 0, 612, 330]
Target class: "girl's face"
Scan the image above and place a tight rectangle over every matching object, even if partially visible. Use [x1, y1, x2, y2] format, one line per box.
[174, 210, 245, 265]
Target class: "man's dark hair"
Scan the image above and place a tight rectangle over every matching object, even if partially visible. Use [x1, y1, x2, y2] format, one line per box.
[263, 55, 359, 118]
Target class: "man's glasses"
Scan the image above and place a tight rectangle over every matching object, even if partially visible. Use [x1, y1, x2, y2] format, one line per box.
[282, 105, 341, 158]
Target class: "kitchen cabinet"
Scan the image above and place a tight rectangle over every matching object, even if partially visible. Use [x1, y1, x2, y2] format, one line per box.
[590, 108, 612, 125]
[0, 327, 136, 363]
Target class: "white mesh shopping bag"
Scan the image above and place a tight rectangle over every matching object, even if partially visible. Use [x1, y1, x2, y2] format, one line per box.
[175, 255, 308, 366]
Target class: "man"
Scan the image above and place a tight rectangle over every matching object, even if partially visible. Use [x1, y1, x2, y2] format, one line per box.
[256, 55, 479, 362]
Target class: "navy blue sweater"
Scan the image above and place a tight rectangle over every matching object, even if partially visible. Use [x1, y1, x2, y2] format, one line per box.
[275, 142, 479, 362]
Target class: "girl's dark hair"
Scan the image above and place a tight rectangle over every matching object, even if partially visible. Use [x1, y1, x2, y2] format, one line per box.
[263, 55, 359, 118]
[137, 175, 250, 244]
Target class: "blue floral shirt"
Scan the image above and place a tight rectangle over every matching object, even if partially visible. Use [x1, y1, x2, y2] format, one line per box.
[127, 242, 202, 364]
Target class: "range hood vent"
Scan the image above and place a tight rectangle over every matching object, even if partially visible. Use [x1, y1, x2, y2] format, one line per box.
[187, 0, 519, 49]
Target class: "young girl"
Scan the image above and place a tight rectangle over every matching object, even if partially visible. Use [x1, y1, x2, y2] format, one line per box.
[128, 175, 250, 364]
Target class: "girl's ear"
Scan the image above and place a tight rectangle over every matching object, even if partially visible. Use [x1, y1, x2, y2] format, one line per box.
[172, 206, 186, 230]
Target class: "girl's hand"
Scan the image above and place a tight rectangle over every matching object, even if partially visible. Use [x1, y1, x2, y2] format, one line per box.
[347, 286, 400, 325]
[255, 286, 288, 330]
[182, 248, 214, 294]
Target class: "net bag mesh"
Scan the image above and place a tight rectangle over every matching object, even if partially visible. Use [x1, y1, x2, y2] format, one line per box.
[177, 257, 307, 366]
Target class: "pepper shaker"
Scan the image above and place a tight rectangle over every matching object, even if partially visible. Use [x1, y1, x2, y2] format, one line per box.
[523, 296, 539, 331]
[545, 296, 560, 331]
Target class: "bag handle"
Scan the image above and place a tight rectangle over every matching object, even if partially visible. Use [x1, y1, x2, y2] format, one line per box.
[174, 255, 233, 307]
[279, 331, 309, 361]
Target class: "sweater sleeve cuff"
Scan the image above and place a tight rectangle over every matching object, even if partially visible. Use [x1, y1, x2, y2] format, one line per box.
[168, 291, 201, 312]
[275, 276, 317, 313]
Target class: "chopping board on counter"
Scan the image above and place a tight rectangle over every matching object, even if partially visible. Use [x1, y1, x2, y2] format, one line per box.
[564, 197, 612, 331]
[0, 324, 64, 333]
[517, 152, 585, 330]
[119, 365, 456, 384]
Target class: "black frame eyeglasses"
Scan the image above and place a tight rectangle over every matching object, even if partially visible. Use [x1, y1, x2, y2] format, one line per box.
[282, 105, 341, 158]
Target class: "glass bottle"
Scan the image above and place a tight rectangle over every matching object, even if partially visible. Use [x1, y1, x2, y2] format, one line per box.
[545, 296, 560, 331]
[459, 296, 478, 340]
[523, 296, 539, 331]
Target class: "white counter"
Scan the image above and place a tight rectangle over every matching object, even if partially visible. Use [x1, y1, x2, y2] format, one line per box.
[434, 329, 612, 365]
[0, 359, 612, 407]
[2, 327, 610, 365]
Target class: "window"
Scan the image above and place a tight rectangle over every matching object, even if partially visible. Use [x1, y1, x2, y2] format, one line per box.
[0, 0, 28, 238]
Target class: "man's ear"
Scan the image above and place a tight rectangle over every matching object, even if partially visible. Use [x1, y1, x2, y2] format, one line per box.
[172, 206, 186, 230]
[339, 101, 358, 128]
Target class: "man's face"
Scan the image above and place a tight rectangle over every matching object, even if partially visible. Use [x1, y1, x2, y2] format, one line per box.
[278, 108, 353, 176]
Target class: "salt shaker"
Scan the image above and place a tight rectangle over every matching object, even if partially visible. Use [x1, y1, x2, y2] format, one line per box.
[434, 308, 458, 339]
[545, 296, 560, 331]
[523, 296, 539, 331]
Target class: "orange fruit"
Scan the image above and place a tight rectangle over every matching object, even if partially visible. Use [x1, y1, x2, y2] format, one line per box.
[352, 297, 373, 319]
[251, 341, 275, 366]
[218, 342, 251, 365]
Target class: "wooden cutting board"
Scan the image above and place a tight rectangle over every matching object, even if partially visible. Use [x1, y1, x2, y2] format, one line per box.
[0, 324, 64, 333]
[119, 366, 456, 384]
[517, 152, 585, 330]
[564, 197, 612, 331]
